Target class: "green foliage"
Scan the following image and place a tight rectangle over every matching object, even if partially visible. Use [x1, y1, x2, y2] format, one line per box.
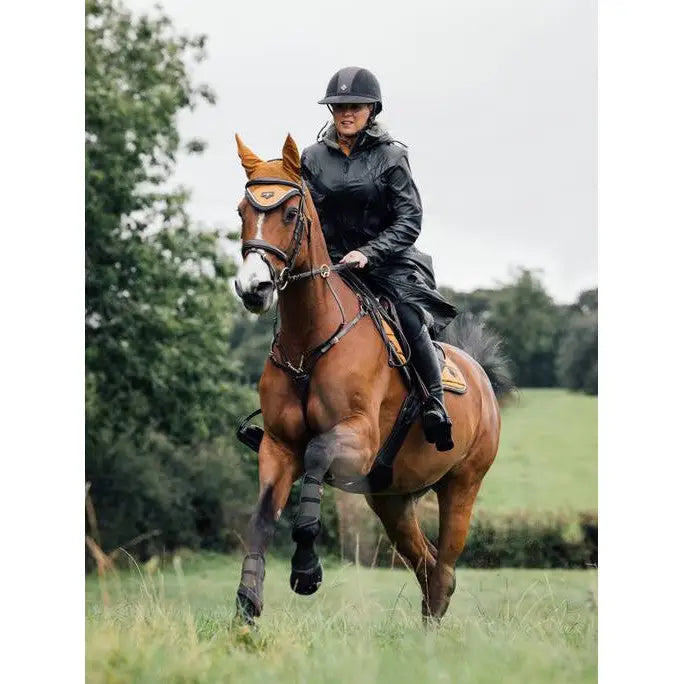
[487, 269, 562, 387]
[438, 285, 497, 318]
[87, 433, 258, 558]
[226, 309, 274, 387]
[441, 273, 597, 391]
[556, 289, 598, 395]
[335, 509, 597, 570]
[85, 0, 258, 554]
[457, 512, 597, 569]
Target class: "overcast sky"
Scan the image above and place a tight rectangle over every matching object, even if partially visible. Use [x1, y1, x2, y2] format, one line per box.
[127, 0, 596, 304]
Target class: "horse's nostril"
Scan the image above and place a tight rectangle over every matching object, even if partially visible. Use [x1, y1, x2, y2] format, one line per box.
[255, 281, 273, 296]
[234, 280, 243, 297]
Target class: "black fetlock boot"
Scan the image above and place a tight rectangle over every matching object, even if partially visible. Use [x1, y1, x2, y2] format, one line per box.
[410, 325, 454, 452]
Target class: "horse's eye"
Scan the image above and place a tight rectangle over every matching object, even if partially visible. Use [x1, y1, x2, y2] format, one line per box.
[284, 207, 298, 223]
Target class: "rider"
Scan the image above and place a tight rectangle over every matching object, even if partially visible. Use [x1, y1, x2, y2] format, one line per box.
[301, 66, 458, 452]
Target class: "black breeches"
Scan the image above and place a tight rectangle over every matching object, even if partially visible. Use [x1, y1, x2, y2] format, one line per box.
[395, 301, 424, 343]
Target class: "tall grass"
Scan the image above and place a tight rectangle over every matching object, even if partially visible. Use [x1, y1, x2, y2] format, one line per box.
[86, 553, 597, 683]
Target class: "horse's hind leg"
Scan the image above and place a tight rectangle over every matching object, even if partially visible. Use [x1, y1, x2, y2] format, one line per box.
[365, 493, 436, 616]
[426, 472, 482, 622]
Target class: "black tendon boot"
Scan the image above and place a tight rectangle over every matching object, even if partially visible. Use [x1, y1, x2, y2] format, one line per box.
[410, 325, 454, 452]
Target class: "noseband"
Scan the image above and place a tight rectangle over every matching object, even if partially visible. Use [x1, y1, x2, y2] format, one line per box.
[242, 177, 310, 291]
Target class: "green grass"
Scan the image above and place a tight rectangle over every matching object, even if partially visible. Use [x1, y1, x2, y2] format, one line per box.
[475, 389, 597, 514]
[86, 553, 597, 683]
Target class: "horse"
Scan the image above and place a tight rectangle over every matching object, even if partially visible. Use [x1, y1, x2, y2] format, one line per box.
[232, 133, 512, 625]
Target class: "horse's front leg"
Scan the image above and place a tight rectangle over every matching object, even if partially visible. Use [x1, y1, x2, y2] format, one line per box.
[235, 435, 299, 624]
[290, 417, 375, 595]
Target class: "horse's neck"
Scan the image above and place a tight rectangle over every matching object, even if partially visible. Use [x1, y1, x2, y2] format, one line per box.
[277, 219, 356, 353]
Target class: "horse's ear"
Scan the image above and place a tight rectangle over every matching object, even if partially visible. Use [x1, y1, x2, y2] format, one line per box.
[282, 134, 301, 181]
[235, 134, 262, 178]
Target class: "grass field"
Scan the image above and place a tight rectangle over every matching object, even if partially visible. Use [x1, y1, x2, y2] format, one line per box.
[475, 388, 597, 513]
[86, 554, 597, 683]
[86, 388, 598, 681]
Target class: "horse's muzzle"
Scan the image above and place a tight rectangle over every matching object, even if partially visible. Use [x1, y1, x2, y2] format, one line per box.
[235, 279, 275, 314]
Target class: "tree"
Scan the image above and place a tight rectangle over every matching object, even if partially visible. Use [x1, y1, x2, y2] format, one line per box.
[486, 269, 562, 387]
[85, 0, 257, 555]
[556, 289, 598, 395]
[438, 286, 498, 319]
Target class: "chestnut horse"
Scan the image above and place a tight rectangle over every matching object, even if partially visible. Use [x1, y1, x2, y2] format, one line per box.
[233, 134, 512, 625]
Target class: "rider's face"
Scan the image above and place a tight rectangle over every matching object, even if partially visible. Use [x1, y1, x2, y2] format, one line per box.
[332, 103, 372, 137]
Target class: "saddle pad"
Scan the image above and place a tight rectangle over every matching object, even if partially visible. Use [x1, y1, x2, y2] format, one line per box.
[381, 321, 467, 394]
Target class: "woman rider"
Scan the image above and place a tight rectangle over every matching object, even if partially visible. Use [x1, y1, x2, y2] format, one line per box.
[301, 66, 458, 452]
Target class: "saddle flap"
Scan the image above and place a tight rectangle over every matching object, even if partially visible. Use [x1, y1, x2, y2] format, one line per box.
[435, 342, 467, 394]
[381, 321, 467, 394]
[381, 319, 407, 364]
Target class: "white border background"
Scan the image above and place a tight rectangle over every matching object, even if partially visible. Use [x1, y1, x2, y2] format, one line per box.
[599, 1, 684, 680]
[2, 0, 683, 680]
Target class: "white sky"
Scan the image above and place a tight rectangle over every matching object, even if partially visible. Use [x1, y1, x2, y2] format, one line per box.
[126, 0, 597, 303]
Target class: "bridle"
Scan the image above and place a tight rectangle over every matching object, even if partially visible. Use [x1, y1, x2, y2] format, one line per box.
[242, 176, 358, 290]
[241, 177, 312, 291]
[240, 175, 369, 397]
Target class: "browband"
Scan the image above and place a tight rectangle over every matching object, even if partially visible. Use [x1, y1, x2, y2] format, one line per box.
[244, 177, 304, 211]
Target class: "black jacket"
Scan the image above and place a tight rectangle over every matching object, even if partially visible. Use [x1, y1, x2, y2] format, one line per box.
[301, 122, 457, 336]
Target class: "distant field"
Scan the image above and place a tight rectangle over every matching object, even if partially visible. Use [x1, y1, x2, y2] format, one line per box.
[474, 388, 597, 514]
[86, 554, 597, 684]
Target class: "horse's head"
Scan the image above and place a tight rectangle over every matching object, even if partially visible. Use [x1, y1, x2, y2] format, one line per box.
[234, 133, 310, 314]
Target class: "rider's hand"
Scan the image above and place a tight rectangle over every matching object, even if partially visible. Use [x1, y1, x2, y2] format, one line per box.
[340, 250, 368, 269]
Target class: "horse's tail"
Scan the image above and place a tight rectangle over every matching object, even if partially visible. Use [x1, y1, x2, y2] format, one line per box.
[438, 313, 516, 400]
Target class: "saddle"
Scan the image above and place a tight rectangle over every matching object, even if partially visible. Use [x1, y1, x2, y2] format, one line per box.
[380, 320, 467, 395]
[236, 273, 467, 494]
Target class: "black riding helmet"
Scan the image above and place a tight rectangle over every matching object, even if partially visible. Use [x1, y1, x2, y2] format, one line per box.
[318, 66, 383, 115]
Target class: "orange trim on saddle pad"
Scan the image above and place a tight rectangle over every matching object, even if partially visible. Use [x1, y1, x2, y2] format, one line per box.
[381, 321, 467, 394]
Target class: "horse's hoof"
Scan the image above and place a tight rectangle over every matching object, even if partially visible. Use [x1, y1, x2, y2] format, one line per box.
[234, 592, 259, 626]
[290, 561, 323, 595]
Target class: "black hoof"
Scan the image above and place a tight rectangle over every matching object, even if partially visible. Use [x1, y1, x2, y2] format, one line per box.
[234, 592, 260, 626]
[290, 561, 323, 595]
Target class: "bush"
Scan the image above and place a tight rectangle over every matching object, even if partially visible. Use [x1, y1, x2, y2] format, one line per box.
[86, 430, 342, 567]
[556, 310, 598, 395]
[458, 512, 597, 568]
[331, 510, 597, 570]
[86, 432, 259, 564]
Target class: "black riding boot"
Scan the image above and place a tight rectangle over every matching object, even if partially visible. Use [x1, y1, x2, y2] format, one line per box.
[410, 325, 454, 452]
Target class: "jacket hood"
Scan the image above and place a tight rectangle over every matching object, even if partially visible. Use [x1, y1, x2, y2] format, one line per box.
[318, 120, 394, 151]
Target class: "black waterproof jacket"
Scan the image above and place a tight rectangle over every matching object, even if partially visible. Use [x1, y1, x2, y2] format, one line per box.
[301, 122, 457, 336]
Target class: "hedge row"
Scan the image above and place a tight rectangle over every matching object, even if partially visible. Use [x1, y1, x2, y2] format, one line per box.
[456, 512, 597, 569]
[334, 511, 597, 570]
[86, 430, 596, 570]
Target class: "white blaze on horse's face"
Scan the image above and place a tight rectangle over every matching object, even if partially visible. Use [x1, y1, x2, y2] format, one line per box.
[236, 212, 276, 313]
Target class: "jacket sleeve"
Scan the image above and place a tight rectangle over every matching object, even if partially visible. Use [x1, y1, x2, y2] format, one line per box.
[301, 151, 327, 226]
[358, 152, 422, 267]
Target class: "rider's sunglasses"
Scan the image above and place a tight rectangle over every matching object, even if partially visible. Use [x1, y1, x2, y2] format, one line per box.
[331, 103, 369, 114]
